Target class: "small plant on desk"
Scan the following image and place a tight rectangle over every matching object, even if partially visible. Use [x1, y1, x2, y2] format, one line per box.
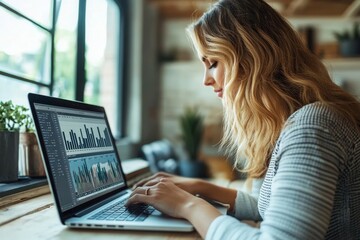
[178, 106, 207, 178]
[333, 22, 360, 57]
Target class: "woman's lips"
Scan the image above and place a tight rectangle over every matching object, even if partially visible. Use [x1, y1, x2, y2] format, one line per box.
[214, 89, 223, 98]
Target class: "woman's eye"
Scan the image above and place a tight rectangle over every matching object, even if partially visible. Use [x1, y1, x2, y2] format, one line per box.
[209, 61, 218, 69]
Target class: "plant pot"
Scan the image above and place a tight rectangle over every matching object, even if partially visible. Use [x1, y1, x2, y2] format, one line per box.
[339, 39, 360, 57]
[179, 161, 207, 178]
[0, 131, 19, 182]
[19, 132, 45, 177]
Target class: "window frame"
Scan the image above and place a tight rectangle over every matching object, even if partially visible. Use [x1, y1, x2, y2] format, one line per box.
[0, 1, 56, 93]
[75, 0, 128, 139]
[0, 0, 127, 139]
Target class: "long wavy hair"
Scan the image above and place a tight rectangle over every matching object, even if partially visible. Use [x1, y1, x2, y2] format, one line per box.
[187, 0, 360, 178]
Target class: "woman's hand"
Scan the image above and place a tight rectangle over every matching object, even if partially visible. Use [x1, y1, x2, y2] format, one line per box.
[126, 181, 202, 218]
[133, 172, 202, 195]
[133, 172, 237, 213]
[126, 181, 223, 238]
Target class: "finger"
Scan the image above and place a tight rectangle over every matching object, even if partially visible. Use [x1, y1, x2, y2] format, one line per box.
[125, 193, 151, 207]
[157, 171, 171, 177]
[143, 177, 167, 187]
[129, 186, 148, 197]
[133, 176, 155, 189]
[132, 172, 168, 189]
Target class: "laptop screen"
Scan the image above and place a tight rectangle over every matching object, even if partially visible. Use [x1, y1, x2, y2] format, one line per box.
[33, 103, 126, 212]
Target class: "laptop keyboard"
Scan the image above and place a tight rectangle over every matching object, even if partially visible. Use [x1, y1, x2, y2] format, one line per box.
[88, 199, 155, 222]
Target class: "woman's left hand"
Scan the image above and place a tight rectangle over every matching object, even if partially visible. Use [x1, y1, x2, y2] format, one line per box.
[125, 181, 201, 219]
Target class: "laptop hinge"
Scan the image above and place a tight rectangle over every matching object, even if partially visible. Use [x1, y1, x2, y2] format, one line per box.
[74, 190, 129, 217]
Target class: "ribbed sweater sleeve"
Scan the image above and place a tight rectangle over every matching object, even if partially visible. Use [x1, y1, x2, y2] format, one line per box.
[231, 178, 263, 221]
[206, 118, 344, 239]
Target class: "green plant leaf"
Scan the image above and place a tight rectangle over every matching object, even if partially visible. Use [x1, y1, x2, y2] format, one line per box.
[333, 22, 360, 41]
[354, 22, 360, 39]
[179, 107, 204, 161]
[0, 101, 32, 132]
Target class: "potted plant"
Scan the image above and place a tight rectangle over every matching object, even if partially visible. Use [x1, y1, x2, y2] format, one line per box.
[178, 107, 207, 178]
[0, 101, 28, 182]
[333, 22, 360, 57]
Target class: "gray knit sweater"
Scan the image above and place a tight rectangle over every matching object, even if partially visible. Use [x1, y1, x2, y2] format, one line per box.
[206, 102, 360, 240]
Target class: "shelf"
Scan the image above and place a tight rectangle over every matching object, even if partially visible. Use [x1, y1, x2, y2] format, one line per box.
[0, 177, 49, 208]
[289, 17, 360, 25]
[0, 177, 48, 198]
[322, 58, 360, 70]
[161, 59, 360, 70]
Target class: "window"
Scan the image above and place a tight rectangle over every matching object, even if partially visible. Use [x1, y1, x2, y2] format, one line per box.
[0, 0, 125, 138]
[0, 0, 53, 105]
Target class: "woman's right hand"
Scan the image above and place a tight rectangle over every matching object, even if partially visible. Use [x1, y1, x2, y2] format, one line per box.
[133, 172, 203, 195]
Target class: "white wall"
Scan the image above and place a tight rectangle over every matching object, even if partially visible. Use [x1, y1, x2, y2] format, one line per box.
[118, 0, 160, 160]
[126, 0, 160, 143]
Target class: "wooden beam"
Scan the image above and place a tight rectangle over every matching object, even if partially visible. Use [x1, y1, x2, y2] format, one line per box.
[148, 0, 211, 19]
[299, 2, 351, 16]
[148, 0, 211, 7]
[148, 0, 357, 19]
[285, 0, 353, 17]
[285, 0, 309, 16]
[343, 0, 360, 17]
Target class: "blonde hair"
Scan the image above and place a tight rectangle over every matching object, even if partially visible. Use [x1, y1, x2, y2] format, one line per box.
[187, 0, 360, 178]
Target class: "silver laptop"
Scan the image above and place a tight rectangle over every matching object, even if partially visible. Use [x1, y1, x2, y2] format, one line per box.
[28, 93, 226, 232]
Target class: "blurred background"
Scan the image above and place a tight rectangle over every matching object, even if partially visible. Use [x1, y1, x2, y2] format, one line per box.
[1, 0, 360, 180]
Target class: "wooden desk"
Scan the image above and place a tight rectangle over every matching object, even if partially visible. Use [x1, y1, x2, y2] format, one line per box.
[0, 193, 201, 239]
[0, 165, 247, 239]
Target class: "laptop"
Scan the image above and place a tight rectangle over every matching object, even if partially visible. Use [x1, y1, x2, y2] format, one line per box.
[28, 93, 226, 232]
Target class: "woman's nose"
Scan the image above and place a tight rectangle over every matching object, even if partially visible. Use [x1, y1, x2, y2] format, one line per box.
[203, 71, 214, 86]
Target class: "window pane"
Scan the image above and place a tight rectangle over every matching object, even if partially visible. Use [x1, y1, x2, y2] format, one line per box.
[0, 75, 49, 108]
[53, 0, 78, 100]
[1, 0, 53, 28]
[84, 0, 120, 137]
[0, 7, 51, 83]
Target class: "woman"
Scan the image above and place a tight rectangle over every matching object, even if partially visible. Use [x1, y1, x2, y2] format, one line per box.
[126, 0, 360, 239]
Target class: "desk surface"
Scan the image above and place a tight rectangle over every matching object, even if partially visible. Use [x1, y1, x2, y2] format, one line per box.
[0, 178, 246, 239]
[0, 190, 202, 240]
[1, 195, 201, 239]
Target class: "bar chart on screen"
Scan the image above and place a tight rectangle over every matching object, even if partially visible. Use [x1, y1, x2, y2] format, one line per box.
[58, 114, 114, 156]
